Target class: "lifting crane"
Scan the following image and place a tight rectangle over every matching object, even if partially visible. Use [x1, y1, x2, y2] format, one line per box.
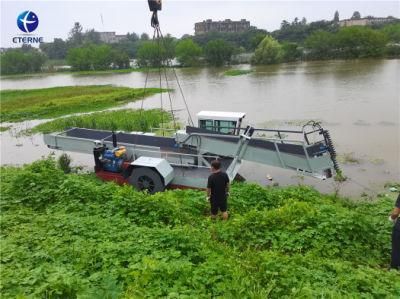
[43, 1, 341, 193]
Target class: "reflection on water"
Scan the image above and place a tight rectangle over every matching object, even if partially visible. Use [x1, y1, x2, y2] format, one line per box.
[1, 59, 399, 196]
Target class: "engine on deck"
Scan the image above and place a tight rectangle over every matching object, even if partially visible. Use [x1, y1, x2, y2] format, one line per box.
[94, 145, 126, 173]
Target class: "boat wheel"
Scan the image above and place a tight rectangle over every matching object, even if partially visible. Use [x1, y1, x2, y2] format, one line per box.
[129, 167, 164, 194]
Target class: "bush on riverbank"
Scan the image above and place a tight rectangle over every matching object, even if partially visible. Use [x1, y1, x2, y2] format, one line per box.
[251, 35, 284, 65]
[204, 39, 235, 66]
[67, 44, 130, 71]
[0, 86, 164, 122]
[0, 47, 47, 75]
[175, 39, 203, 67]
[1, 158, 399, 298]
[305, 26, 389, 60]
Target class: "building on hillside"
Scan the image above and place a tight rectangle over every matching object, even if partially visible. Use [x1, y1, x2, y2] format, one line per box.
[98, 32, 127, 43]
[195, 19, 252, 35]
[338, 17, 398, 27]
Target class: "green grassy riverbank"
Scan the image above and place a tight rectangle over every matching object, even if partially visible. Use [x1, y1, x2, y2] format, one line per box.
[1, 158, 399, 298]
[0, 86, 164, 122]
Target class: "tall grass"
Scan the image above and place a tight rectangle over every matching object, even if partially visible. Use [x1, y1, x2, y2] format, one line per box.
[31, 109, 173, 134]
[0, 85, 164, 122]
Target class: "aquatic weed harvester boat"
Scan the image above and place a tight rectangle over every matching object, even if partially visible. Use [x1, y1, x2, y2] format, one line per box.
[44, 0, 341, 193]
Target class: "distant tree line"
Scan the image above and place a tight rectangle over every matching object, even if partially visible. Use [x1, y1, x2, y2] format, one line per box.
[252, 23, 400, 65]
[67, 45, 130, 71]
[249, 13, 400, 65]
[304, 26, 388, 59]
[1, 13, 399, 75]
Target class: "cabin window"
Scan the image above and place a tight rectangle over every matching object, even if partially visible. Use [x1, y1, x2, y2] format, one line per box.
[215, 120, 237, 134]
[199, 119, 214, 130]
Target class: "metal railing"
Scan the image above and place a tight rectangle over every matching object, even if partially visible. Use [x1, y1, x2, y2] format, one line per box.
[191, 125, 325, 146]
[116, 142, 219, 169]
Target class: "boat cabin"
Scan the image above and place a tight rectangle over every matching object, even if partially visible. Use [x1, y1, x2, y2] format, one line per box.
[197, 111, 246, 135]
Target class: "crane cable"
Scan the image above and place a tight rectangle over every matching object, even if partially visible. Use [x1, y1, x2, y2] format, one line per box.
[156, 28, 164, 136]
[138, 4, 193, 172]
[139, 29, 157, 130]
[139, 9, 194, 132]
[156, 26, 194, 127]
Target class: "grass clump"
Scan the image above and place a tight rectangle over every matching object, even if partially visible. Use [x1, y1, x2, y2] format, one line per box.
[0, 85, 164, 122]
[337, 152, 360, 164]
[30, 109, 172, 134]
[385, 181, 400, 191]
[224, 69, 253, 76]
[334, 170, 347, 182]
[57, 153, 72, 174]
[0, 126, 11, 132]
[1, 158, 399, 298]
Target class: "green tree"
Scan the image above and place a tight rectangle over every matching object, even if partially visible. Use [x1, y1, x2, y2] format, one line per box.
[381, 23, 400, 42]
[204, 39, 234, 66]
[0, 50, 27, 75]
[305, 26, 389, 59]
[192, 29, 268, 51]
[40, 38, 68, 59]
[126, 32, 139, 42]
[175, 39, 202, 66]
[136, 41, 165, 67]
[161, 34, 176, 60]
[351, 11, 361, 20]
[112, 41, 139, 59]
[304, 30, 335, 59]
[111, 50, 130, 69]
[273, 17, 313, 43]
[0, 48, 47, 75]
[140, 33, 150, 41]
[281, 20, 290, 29]
[68, 22, 84, 47]
[66, 44, 129, 71]
[281, 42, 302, 61]
[66, 47, 92, 70]
[91, 45, 113, 70]
[335, 26, 388, 58]
[83, 29, 101, 44]
[334, 11, 340, 23]
[251, 35, 283, 65]
[30, 51, 47, 72]
[250, 33, 266, 50]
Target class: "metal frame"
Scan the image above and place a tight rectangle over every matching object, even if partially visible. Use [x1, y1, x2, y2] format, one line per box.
[44, 120, 337, 189]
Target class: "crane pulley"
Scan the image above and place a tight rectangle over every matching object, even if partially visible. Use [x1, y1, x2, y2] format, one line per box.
[148, 0, 162, 28]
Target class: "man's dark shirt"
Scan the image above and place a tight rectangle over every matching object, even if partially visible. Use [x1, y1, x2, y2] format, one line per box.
[395, 194, 400, 230]
[207, 171, 229, 201]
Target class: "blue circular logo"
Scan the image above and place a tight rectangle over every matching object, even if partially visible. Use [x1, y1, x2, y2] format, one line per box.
[17, 11, 39, 33]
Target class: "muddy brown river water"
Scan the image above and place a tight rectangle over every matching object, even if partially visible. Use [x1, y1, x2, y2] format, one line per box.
[1, 59, 399, 197]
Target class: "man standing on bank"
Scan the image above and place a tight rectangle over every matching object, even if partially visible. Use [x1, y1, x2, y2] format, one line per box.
[207, 160, 230, 220]
[389, 193, 400, 270]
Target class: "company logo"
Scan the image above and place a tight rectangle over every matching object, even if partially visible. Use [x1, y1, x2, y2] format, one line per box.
[17, 11, 39, 33]
[13, 11, 43, 44]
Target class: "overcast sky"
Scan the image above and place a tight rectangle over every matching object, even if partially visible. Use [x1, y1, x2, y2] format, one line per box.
[1, 0, 399, 48]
